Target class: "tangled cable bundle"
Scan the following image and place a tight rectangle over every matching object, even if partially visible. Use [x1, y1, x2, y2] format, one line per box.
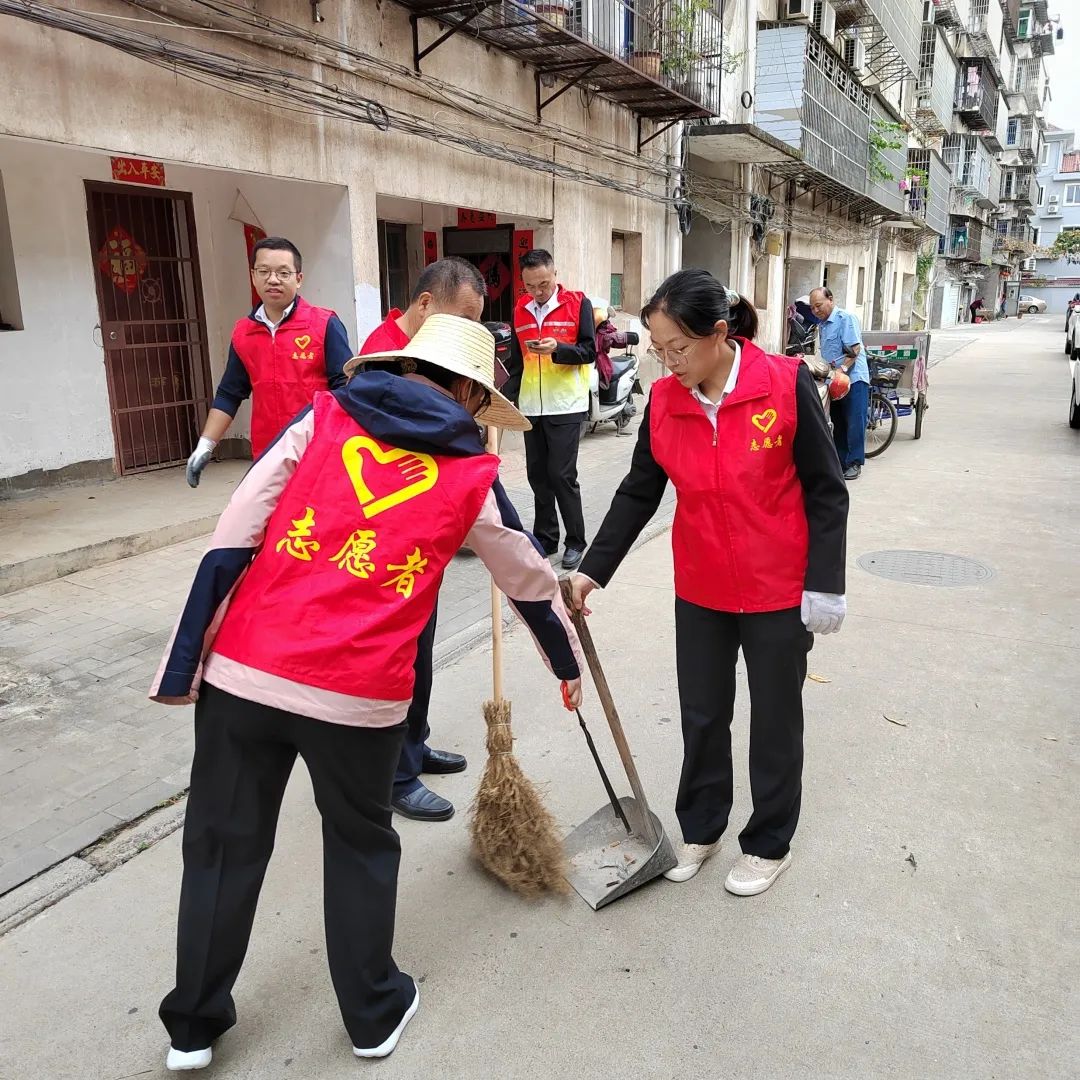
[469, 697, 567, 898]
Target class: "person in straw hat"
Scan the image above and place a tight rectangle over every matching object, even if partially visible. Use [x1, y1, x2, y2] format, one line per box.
[150, 313, 584, 1072]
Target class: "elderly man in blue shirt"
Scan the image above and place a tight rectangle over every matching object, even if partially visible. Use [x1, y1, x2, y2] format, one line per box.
[810, 287, 867, 481]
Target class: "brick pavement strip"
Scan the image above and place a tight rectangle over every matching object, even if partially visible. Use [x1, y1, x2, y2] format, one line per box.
[0, 420, 673, 897]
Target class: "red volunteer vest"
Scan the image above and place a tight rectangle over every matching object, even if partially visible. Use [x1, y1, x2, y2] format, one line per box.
[211, 392, 499, 700]
[512, 287, 588, 416]
[232, 296, 334, 458]
[649, 341, 809, 613]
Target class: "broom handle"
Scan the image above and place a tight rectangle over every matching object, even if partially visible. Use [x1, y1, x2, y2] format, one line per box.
[559, 579, 660, 846]
[487, 425, 503, 702]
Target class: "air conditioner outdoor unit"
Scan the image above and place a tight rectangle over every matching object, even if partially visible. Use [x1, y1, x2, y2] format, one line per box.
[813, 0, 837, 40]
[1022, 258, 1037, 271]
[841, 33, 867, 73]
[1046, 206, 1061, 216]
[786, 0, 811, 20]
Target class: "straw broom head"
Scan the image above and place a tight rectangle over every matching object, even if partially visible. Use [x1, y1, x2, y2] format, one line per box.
[468, 697, 568, 897]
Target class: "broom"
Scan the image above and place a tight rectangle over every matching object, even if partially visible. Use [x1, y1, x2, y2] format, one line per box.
[468, 425, 568, 897]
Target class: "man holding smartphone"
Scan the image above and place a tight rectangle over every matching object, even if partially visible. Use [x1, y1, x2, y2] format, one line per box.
[809, 287, 866, 481]
[504, 250, 596, 569]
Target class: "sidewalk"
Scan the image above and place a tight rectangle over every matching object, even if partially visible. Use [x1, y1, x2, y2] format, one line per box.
[0, 419, 673, 894]
[0, 312, 1076, 1075]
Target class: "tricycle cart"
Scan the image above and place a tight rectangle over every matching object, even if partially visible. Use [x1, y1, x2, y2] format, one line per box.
[861, 331, 931, 441]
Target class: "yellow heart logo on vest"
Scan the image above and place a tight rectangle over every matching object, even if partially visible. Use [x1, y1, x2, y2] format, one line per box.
[294, 335, 312, 350]
[342, 436, 439, 518]
[751, 409, 778, 434]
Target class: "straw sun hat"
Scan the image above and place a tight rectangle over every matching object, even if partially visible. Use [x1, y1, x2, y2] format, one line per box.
[343, 314, 530, 432]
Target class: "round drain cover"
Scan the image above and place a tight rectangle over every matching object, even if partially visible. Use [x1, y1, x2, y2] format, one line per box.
[856, 550, 995, 588]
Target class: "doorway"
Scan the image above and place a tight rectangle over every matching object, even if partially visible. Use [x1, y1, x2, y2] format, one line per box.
[443, 224, 515, 322]
[86, 183, 212, 474]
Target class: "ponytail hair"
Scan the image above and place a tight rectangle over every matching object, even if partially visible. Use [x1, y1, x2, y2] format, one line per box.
[641, 268, 759, 342]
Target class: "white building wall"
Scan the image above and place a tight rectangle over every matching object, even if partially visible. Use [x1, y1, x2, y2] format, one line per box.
[0, 0, 677, 483]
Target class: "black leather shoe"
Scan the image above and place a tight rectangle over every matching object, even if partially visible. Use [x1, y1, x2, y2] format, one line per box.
[391, 784, 454, 822]
[562, 546, 584, 570]
[422, 748, 467, 775]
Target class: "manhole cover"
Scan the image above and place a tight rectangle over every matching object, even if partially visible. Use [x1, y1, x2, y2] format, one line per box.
[856, 550, 995, 588]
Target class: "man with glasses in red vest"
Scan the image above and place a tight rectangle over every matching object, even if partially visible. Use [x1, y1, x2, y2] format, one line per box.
[185, 236, 353, 485]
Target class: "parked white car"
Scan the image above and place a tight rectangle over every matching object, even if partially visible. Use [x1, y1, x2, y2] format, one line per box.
[1019, 295, 1047, 314]
[1071, 352, 1080, 429]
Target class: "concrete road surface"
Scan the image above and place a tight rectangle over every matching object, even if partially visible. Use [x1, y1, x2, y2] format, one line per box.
[0, 317, 1076, 1080]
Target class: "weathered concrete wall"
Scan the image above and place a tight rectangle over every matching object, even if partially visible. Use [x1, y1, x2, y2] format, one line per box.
[0, 0, 676, 480]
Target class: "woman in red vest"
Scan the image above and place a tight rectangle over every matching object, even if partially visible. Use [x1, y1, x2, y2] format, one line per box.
[570, 269, 848, 897]
[151, 315, 583, 1072]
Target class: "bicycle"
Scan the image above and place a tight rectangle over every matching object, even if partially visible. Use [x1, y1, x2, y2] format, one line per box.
[865, 360, 900, 459]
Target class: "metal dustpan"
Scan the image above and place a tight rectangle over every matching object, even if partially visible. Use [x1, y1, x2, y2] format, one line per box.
[560, 582, 676, 909]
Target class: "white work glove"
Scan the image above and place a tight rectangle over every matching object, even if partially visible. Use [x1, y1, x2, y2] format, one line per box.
[801, 590, 846, 635]
[185, 436, 217, 488]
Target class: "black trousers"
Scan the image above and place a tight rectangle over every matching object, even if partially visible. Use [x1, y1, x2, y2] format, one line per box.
[394, 602, 437, 795]
[159, 684, 414, 1052]
[674, 599, 812, 859]
[524, 415, 586, 552]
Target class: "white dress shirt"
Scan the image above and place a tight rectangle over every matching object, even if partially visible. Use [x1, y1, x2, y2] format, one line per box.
[525, 291, 563, 330]
[253, 299, 296, 338]
[688, 341, 741, 430]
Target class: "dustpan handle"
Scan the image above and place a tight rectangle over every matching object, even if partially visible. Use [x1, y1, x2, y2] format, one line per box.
[560, 579, 660, 845]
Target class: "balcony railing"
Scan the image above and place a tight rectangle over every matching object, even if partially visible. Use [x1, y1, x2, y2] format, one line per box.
[392, 0, 726, 121]
[1000, 174, 1035, 205]
[994, 223, 1034, 255]
[905, 147, 951, 237]
[944, 218, 993, 263]
[965, 0, 1005, 74]
[955, 60, 1000, 134]
[942, 133, 998, 206]
[1061, 152, 1080, 175]
[829, 0, 921, 89]
[911, 24, 956, 136]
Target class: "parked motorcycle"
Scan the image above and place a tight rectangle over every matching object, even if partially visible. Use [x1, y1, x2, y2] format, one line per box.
[484, 320, 513, 389]
[587, 309, 642, 435]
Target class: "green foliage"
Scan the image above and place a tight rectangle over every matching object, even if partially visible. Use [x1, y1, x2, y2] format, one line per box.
[869, 119, 906, 184]
[1051, 228, 1080, 256]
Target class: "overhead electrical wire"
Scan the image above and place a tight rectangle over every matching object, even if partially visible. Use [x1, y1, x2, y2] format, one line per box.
[0, 0, 884, 242]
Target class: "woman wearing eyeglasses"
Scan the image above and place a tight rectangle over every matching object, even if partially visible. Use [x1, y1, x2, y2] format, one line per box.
[569, 269, 849, 896]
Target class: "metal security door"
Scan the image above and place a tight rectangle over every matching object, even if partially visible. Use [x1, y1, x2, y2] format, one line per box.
[86, 183, 213, 474]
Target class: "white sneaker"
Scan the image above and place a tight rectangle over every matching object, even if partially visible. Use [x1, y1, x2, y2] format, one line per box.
[166, 1046, 212, 1071]
[353, 981, 420, 1059]
[663, 840, 721, 882]
[724, 852, 793, 896]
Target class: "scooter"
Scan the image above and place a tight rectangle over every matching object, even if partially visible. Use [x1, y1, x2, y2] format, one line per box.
[587, 316, 642, 435]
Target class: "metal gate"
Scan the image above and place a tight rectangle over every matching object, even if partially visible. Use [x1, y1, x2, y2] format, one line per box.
[86, 182, 213, 474]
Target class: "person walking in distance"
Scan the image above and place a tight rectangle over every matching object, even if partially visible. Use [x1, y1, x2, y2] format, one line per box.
[504, 249, 596, 570]
[153, 315, 583, 1072]
[185, 237, 352, 484]
[570, 270, 849, 895]
[357, 257, 487, 822]
[809, 286, 867, 481]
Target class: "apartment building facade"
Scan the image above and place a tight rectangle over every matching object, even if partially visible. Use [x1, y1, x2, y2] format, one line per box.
[1027, 126, 1080, 311]
[1, 0, 717, 488]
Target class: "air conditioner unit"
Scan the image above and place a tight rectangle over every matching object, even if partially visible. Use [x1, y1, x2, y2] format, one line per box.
[1046, 206, 1061, 216]
[813, 0, 837, 40]
[786, 0, 811, 20]
[841, 33, 867, 73]
[1022, 258, 1037, 271]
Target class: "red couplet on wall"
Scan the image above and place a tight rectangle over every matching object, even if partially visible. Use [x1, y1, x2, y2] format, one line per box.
[457, 208, 497, 229]
[424, 231, 439, 265]
[111, 157, 167, 187]
[243, 222, 267, 308]
[512, 229, 534, 302]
